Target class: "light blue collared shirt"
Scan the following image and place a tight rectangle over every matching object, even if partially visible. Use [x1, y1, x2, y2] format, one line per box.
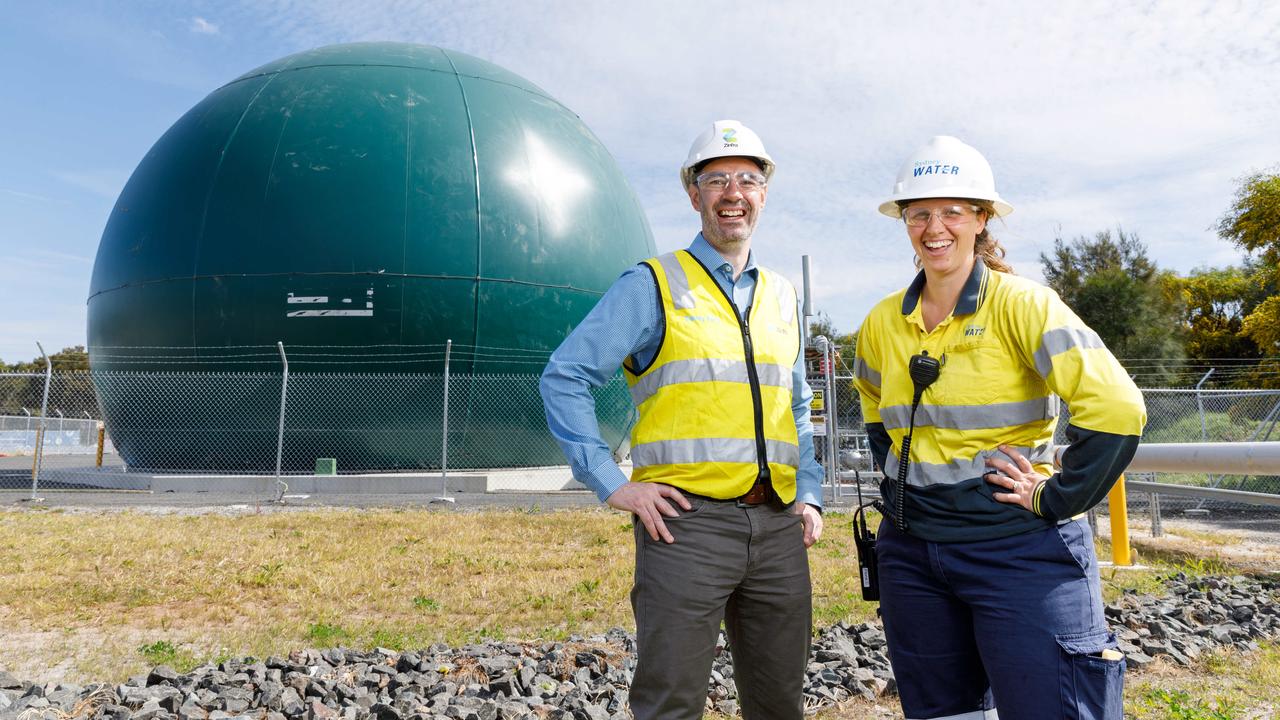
[539, 234, 824, 507]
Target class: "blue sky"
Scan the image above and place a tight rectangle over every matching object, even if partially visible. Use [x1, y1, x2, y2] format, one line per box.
[2, 1, 1279, 364]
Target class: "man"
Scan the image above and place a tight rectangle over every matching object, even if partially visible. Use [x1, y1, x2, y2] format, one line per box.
[540, 119, 824, 720]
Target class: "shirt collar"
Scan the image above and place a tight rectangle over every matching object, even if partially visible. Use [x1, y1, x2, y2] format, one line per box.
[900, 260, 989, 316]
[689, 233, 757, 279]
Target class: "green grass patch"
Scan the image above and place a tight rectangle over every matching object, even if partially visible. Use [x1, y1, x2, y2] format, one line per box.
[137, 640, 198, 672]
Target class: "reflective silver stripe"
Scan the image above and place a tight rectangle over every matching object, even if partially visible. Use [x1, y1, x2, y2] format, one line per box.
[655, 253, 695, 310]
[628, 358, 791, 405]
[853, 356, 881, 388]
[880, 396, 1058, 431]
[905, 708, 999, 720]
[1034, 326, 1105, 378]
[765, 438, 800, 467]
[631, 437, 800, 468]
[884, 444, 1053, 488]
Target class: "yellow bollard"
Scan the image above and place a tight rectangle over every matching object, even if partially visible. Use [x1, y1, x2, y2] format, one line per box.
[1107, 474, 1132, 566]
[96, 423, 106, 468]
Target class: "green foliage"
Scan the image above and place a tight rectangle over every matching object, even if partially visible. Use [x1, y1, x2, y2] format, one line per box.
[137, 640, 198, 672]
[0, 346, 97, 417]
[1217, 169, 1280, 355]
[1140, 688, 1237, 720]
[305, 622, 348, 645]
[1169, 265, 1267, 360]
[412, 595, 440, 611]
[1040, 228, 1183, 381]
[0, 345, 90, 373]
[1217, 169, 1280, 262]
[1141, 409, 1261, 444]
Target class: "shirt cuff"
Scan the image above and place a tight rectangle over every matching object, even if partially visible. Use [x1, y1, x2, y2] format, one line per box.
[584, 459, 630, 503]
[795, 475, 824, 510]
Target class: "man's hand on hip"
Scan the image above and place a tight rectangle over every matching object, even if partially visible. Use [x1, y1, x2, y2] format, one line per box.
[607, 482, 692, 544]
[796, 503, 823, 547]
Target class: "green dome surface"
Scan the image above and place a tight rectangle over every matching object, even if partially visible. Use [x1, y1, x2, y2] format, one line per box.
[88, 42, 653, 472]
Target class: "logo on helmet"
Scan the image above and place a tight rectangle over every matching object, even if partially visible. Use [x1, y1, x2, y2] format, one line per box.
[912, 161, 960, 177]
[721, 128, 740, 148]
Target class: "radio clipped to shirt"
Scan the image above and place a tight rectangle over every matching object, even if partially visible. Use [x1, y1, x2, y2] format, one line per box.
[852, 351, 941, 602]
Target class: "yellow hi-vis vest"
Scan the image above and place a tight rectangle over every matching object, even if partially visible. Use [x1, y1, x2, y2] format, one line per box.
[623, 250, 802, 501]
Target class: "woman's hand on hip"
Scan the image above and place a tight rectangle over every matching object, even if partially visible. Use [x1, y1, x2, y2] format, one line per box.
[984, 444, 1046, 514]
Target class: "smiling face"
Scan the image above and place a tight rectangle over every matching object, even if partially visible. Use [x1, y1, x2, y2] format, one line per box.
[687, 156, 768, 253]
[903, 198, 987, 280]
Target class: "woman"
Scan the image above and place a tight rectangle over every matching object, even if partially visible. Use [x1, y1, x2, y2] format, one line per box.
[851, 136, 1146, 720]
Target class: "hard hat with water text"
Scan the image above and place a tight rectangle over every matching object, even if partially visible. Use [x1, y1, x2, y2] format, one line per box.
[879, 135, 1013, 218]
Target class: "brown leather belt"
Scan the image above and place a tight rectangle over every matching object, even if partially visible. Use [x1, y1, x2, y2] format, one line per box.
[737, 480, 778, 506]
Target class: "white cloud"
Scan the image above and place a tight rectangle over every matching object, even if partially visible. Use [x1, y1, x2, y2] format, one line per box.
[49, 170, 129, 200]
[190, 16, 219, 34]
[0, 188, 56, 204]
[8, 0, 1280, 358]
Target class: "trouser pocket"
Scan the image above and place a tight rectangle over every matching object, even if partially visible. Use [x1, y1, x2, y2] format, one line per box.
[1056, 629, 1125, 720]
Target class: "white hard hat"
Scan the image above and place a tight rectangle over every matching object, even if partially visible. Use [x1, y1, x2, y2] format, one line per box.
[878, 135, 1013, 218]
[680, 120, 775, 188]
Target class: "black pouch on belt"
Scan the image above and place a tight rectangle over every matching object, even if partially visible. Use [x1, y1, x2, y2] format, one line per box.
[852, 502, 880, 602]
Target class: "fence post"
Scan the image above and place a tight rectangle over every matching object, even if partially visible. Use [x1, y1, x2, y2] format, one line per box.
[96, 422, 106, 468]
[275, 342, 289, 482]
[30, 342, 52, 500]
[1150, 492, 1162, 537]
[825, 339, 839, 500]
[434, 339, 455, 503]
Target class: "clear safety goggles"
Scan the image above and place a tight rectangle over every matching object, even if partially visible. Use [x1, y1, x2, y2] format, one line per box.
[902, 204, 981, 227]
[695, 170, 768, 193]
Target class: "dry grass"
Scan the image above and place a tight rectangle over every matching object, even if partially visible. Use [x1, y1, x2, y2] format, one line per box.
[0, 506, 873, 682]
[2, 505, 1278, 719]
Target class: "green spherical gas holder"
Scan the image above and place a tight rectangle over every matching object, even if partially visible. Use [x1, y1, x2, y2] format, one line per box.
[88, 42, 653, 472]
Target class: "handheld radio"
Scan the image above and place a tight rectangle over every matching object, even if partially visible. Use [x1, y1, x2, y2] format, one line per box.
[852, 350, 941, 601]
[893, 351, 941, 532]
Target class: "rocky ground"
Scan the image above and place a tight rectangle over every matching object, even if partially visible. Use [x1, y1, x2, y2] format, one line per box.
[2, 573, 1277, 720]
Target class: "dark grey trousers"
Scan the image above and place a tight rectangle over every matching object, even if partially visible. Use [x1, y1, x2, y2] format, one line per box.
[628, 496, 812, 720]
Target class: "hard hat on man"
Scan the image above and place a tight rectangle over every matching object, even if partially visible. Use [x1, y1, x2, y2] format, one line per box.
[680, 120, 775, 188]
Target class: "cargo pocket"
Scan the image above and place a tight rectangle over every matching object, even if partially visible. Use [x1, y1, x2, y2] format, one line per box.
[1056, 629, 1124, 720]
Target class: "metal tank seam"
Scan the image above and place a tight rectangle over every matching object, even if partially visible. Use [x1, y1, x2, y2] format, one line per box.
[262, 79, 307, 203]
[441, 48, 484, 373]
[87, 273, 607, 301]
[190, 71, 286, 361]
[400, 77, 413, 345]
[220, 63, 565, 110]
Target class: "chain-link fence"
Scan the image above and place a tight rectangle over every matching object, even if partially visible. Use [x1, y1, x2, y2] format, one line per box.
[3, 355, 1279, 507]
[819, 345, 1280, 510]
[0, 359, 633, 497]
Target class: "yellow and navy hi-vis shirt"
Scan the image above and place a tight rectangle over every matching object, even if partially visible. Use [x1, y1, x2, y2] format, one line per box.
[853, 261, 1146, 542]
[623, 250, 802, 502]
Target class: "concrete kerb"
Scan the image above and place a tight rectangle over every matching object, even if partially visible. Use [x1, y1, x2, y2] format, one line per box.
[8, 464, 591, 494]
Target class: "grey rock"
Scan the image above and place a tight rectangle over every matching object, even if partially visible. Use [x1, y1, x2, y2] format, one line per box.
[280, 688, 305, 717]
[130, 699, 165, 720]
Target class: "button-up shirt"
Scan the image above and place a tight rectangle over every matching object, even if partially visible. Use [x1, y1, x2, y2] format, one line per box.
[540, 234, 824, 507]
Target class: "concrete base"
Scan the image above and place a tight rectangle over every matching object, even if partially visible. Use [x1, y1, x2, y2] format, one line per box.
[27, 464, 594, 494]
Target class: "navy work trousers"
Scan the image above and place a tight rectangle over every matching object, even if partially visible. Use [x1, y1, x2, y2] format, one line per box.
[878, 517, 1124, 720]
[628, 496, 811, 720]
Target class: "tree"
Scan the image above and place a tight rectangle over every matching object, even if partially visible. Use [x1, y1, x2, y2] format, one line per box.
[1040, 228, 1184, 380]
[1217, 169, 1280, 354]
[0, 346, 95, 418]
[1167, 259, 1277, 363]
